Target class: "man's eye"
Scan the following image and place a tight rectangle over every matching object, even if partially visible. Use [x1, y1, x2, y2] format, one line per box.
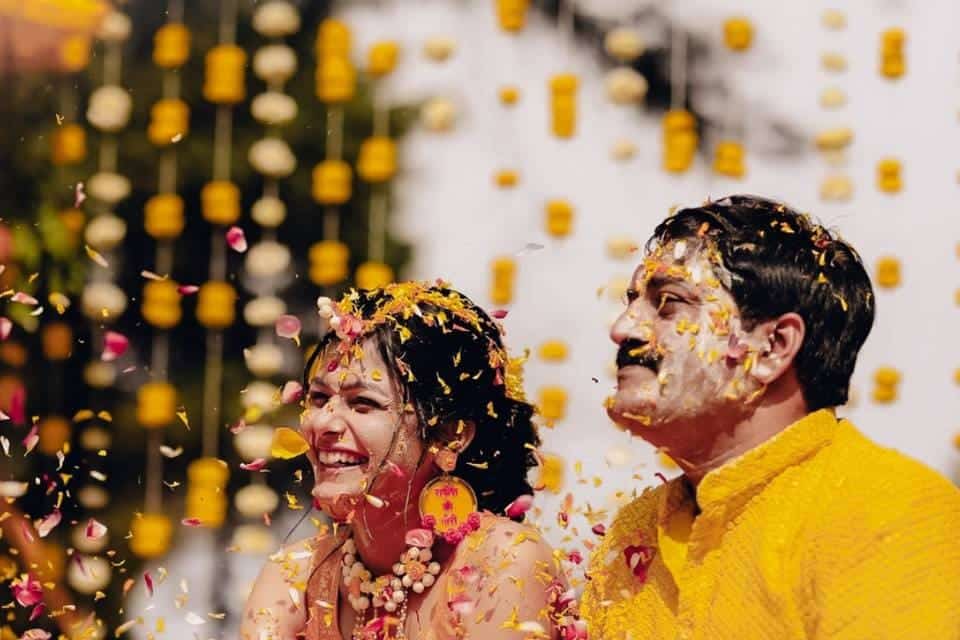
[658, 293, 684, 312]
[309, 391, 329, 406]
[623, 289, 640, 305]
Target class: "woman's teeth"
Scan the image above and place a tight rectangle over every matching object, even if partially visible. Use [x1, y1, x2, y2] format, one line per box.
[316, 451, 368, 467]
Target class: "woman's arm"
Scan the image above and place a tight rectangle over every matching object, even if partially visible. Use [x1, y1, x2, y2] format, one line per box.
[239, 538, 315, 640]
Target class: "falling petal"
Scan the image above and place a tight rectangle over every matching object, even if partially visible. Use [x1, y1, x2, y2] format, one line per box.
[364, 494, 385, 508]
[85, 518, 108, 539]
[177, 285, 199, 296]
[181, 518, 202, 527]
[226, 226, 248, 253]
[490, 309, 509, 319]
[36, 509, 62, 538]
[505, 494, 534, 519]
[144, 571, 154, 597]
[74, 182, 86, 208]
[159, 445, 183, 459]
[275, 315, 301, 341]
[280, 381, 303, 405]
[22, 424, 39, 455]
[84, 245, 108, 268]
[270, 427, 309, 459]
[140, 270, 165, 281]
[240, 458, 268, 472]
[515, 242, 545, 256]
[102, 331, 129, 362]
[0, 317, 11, 340]
[10, 292, 38, 306]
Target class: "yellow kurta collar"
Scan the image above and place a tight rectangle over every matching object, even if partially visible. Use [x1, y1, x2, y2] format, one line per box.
[695, 408, 840, 513]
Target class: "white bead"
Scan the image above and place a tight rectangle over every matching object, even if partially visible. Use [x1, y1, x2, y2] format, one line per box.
[393, 563, 404, 575]
[604, 27, 644, 62]
[98, 11, 132, 42]
[422, 97, 456, 132]
[245, 241, 291, 278]
[253, 45, 298, 85]
[343, 539, 356, 554]
[384, 601, 397, 612]
[67, 555, 112, 594]
[419, 549, 432, 562]
[373, 597, 384, 608]
[244, 296, 287, 328]
[84, 214, 127, 250]
[421, 573, 435, 587]
[87, 86, 132, 132]
[83, 361, 116, 389]
[81, 282, 127, 322]
[606, 67, 648, 105]
[234, 425, 275, 460]
[392, 590, 405, 603]
[251, 196, 287, 228]
[243, 342, 285, 377]
[391, 578, 402, 590]
[412, 582, 425, 594]
[251, 91, 298, 126]
[407, 548, 420, 560]
[357, 596, 370, 610]
[249, 137, 297, 179]
[401, 575, 412, 588]
[428, 562, 441, 575]
[252, 1, 301, 37]
[86, 172, 131, 205]
[343, 554, 354, 566]
[234, 484, 279, 518]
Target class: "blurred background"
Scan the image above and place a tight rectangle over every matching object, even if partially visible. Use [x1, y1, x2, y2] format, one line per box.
[0, 0, 958, 638]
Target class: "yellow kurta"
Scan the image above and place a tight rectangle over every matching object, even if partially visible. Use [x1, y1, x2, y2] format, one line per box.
[582, 409, 960, 639]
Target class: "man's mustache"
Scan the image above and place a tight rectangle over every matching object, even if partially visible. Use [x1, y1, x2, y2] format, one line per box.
[616, 339, 661, 371]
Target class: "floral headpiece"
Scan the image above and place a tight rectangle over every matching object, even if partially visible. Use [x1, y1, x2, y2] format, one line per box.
[314, 280, 528, 403]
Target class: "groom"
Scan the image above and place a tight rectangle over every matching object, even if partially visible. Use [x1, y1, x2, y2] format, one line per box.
[582, 195, 960, 639]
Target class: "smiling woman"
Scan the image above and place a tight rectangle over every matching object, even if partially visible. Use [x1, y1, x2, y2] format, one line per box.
[241, 281, 587, 640]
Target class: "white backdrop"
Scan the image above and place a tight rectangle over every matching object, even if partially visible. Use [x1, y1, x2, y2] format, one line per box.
[341, 0, 960, 537]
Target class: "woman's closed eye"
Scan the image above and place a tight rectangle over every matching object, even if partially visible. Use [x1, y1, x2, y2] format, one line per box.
[351, 396, 386, 413]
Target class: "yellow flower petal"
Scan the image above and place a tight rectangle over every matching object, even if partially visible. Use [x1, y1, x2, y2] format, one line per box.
[271, 427, 310, 459]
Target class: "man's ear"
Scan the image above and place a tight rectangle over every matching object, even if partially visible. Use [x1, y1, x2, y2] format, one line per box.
[749, 312, 805, 384]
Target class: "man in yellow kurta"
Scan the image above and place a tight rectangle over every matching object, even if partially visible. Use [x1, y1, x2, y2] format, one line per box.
[582, 195, 960, 639]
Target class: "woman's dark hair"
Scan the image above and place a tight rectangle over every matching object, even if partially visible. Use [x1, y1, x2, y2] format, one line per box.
[303, 283, 540, 516]
[648, 194, 875, 411]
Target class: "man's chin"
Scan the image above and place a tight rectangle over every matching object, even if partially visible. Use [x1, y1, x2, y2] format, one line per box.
[607, 396, 661, 435]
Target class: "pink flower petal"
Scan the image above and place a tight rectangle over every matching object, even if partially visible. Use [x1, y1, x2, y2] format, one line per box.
[404, 528, 435, 549]
[239, 458, 267, 472]
[177, 284, 199, 296]
[21, 628, 52, 640]
[102, 331, 129, 362]
[455, 564, 480, 585]
[181, 517, 202, 527]
[36, 509, 62, 538]
[85, 518, 108, 540]
[491, 309, 509, 319]
[28, 603, 45, 622]
[12, 574, 43, 607]
[144, 571, 154, 597]
[9, 384, 25, 424]
[567, 550, 583, 564]
[22, 424, 39, 455]
[280, 381, 303, 405]
[0, 317, 12, 341]
[505, 494, 533, 519]
[226, 226, 247, 253]
[74, 182, 86, 208]
[11, 292, 38, 306]
[591, 523, 607, 536]
[275, 314, 301, 340]
[229, 418, 247, 435]
[447, 594, 475, 617]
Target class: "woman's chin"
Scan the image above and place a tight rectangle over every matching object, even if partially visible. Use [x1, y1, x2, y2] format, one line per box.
[311, 485, 362, 521]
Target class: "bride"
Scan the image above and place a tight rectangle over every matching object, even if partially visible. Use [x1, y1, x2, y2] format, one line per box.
[240, 282, 586, 639]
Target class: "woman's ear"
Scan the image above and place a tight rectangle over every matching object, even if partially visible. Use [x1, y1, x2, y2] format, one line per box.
[429, 419, 477, 462]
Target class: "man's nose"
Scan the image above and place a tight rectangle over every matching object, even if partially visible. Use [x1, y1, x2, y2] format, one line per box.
[610, 304, 654, 346]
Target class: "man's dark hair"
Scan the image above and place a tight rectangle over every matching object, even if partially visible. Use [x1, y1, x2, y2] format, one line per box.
[648, 194, 875, 411]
